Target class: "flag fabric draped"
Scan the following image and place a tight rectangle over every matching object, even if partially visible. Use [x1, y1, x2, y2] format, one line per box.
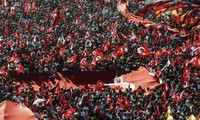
[117, 0, 188, 37]
[136, 0, 173, 17]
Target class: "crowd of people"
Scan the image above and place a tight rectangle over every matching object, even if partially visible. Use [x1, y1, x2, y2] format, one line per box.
[0, 0, 199, 120]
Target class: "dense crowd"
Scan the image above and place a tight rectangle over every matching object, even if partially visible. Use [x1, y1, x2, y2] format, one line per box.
[0, 0, 199, 120]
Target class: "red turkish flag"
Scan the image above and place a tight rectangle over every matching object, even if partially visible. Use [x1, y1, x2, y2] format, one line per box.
[47, 27, 53, 33]
[26, 22, 33, 33]
[96, 80, 104, 91]
[31, 2, 37, 11]
[92, 49, 100, 56]
[182, 78, 189, 88]
[114, 45, 125, 57]
[154, 106, 161, 117]
[7, 52, 19, 63]
[106, 96, 112, 104]
[124, 99, 130, 106]
[88, 60, 97, 71]
[45, 56, 52, 63]
[162, 92, 167, 100]
[0, 67, 9, 77]
[174, 94, 181, 103]
[0, 41, 3, 52]
[14, 32, 20, 39]
[101, 41, 110, 52]
[7, 54, 15, 62]
[80, 58, 89, 68]
[138, 45, 151, 57]
[53, 11, 65, 26]
[65, 106, 75, 119]
[16, 63, 24, 74]
[119, 104, 124, 111]
[67, 55, 77, 64]
[109, 103, 114, 111]
[95, 53, 104, 62]
[164, 83, 169, 92]
[3, 27, 9, 35]
[24, 0, 31, 15]
[59, 48, 66, 56]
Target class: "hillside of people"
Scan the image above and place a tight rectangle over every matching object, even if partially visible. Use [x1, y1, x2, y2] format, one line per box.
[0, 0, 199, 120]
